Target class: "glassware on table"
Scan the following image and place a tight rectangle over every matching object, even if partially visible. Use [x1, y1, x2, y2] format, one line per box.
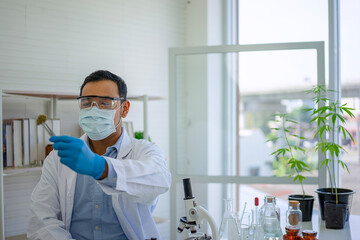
[236, 211, 252, 240]
[302, 230, 318, 240]
[251, 223, 264, 240]
[283, 226, 302, 240]
[219, 198, 240, 240]
[259, 196, 281, 222]
[251, 197, 264, 240]
[260, 196, 282, 239]
[286, 200, 302, 232]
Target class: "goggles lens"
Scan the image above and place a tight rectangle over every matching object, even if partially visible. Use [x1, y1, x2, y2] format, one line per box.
[77, 96, 124, 110]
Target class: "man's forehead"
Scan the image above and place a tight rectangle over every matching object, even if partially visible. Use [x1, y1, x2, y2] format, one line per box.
[82, 80, 119, 97]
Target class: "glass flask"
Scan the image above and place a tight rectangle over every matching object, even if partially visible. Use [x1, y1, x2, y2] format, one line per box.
[283, 226, 302, 240]
[219, 199, 240, 240]
[302, 230, 318, 240]
[260, 196, 282, 239]
[286, 200, 302, 232]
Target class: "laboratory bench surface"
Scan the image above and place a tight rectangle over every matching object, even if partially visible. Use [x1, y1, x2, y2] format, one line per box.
[4, 214, 359, 240]
[282, 211, 359, 240]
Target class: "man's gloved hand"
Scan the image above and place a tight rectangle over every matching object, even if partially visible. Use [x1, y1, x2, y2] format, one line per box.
[50, 136, 105, 180]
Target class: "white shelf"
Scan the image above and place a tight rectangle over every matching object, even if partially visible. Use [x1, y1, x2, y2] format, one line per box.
[3, 90, 165, 101]
[3, 167, 42, 177]
[2, 91, 164, 142]
[0, 90, 164, 239]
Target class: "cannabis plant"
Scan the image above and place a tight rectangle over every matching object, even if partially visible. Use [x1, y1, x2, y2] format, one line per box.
[306, 85, 356, 204]
[268, 113, 310, 196]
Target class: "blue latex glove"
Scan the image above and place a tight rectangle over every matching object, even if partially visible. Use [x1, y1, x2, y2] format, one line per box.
[50, 136, 105, 180]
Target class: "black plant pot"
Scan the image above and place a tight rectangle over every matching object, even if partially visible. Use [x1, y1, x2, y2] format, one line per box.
[324, 201, 347, 229]
[288, 195, 315, 222]
[315, 188, 355, 221]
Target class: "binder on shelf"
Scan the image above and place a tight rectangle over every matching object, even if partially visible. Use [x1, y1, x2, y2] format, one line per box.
[4, 123, 13, 167]
[2, 123, 7, 167]
[2, 117, 63, 166]
[29, 119, 38, 165]
[3, 118, 41, 167]
[37, 124, 45, 162]
[22, 119, 30, 166]
[13, 119, 23, 167]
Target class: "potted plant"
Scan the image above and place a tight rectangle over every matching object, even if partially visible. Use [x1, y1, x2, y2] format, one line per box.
[267, 113, 315, 222]
[308, 85, 356, 229]
[134, 131, 152, 142]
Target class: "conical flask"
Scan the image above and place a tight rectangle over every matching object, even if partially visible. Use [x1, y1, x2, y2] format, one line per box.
[219, 199, 240, 240]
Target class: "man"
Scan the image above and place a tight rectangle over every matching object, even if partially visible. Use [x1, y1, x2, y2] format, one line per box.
[27, 70, 171, 240]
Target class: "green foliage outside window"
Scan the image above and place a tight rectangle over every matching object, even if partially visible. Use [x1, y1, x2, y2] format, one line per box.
[134, 131, 152, 142]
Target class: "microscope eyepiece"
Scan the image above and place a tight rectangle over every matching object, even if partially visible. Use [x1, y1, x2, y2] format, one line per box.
[183, 178, 194, 200]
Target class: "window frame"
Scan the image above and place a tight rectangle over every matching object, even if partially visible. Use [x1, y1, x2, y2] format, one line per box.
[169, 41, 326, 236]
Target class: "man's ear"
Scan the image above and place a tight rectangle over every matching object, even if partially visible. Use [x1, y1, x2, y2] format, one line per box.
[121, 100, 130, 118]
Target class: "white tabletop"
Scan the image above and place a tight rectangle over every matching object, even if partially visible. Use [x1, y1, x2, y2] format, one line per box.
[281, 211, 359, 240]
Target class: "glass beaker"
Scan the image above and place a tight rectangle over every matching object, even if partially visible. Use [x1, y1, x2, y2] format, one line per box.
[236, 211, 251, 240]
[219, 199, 240, 240]
[251, 208, 264, 240]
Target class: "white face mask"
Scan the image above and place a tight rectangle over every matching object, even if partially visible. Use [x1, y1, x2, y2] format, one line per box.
[79, 106, 121, 140]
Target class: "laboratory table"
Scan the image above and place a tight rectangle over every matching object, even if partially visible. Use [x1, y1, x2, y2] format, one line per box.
[281, 210, 360, 240]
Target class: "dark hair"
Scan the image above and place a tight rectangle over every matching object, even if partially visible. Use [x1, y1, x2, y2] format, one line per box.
[80, 70, 127, 99]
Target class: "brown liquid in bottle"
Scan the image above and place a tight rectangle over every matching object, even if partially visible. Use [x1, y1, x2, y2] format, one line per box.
[302, 230, 318, 240]
[283, 226, 302, 240]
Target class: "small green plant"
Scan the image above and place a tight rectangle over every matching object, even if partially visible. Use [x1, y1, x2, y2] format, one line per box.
[267, 113, 310, 196]
[306, 85, 356, 204]
[134, 131, 152, 142]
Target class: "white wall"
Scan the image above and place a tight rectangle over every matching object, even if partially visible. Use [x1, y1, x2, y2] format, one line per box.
[173, 0, 226, 238]
[0, 0, 186, 157]
[0, 0, 185, 238]
[4, 172, 41, 237]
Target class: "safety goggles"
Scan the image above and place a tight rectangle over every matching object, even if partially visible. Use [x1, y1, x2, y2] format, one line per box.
[77, 95, 125, 110]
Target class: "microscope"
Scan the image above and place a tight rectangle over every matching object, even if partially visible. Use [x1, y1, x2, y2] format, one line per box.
[177, 178, 219, 240]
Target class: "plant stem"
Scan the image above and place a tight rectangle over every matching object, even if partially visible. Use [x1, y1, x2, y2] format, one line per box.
[331, 117, 338, 204]
[283, 118, 305, 196]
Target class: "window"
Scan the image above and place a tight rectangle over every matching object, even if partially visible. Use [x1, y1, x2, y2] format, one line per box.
[169, 42, 325, 234]
[339, 0, 360, 215]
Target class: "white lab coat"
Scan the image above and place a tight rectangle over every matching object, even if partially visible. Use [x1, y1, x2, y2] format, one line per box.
[27, 129, 171, 240]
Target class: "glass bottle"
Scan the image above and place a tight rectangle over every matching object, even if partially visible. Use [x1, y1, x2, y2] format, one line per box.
[286, 200, 302, 232]
[302, 230, 318, 240]
[283, 226, 302, 240]
[219, 199, 240, 240]
[259, 196, 281, 222]
[251, 197, 264, 240]
[260, 196, 282, 239]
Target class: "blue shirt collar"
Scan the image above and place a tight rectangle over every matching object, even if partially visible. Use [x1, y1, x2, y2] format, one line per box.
[103, 127, 125, 157]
